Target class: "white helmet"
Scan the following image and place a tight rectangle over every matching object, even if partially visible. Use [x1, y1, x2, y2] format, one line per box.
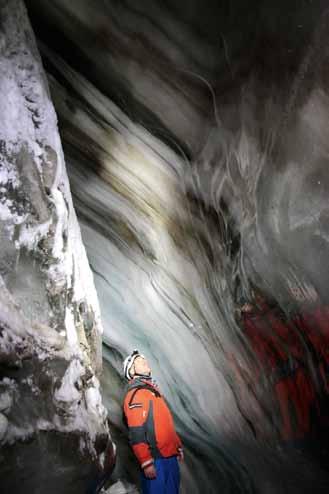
[123, 349, 145, 380]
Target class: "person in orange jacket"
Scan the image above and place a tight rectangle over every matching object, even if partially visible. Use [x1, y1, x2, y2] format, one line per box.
[123, 350, 183, 493]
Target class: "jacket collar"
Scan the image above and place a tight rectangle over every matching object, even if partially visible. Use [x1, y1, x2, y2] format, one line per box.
[127, 376, 160, 393]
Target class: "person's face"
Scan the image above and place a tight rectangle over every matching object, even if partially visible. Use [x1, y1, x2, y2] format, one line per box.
[132, 356, 151, 377]
[241, 302, 254, 313]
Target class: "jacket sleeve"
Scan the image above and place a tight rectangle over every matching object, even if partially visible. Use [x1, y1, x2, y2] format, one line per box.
[124, 389, 153, 468]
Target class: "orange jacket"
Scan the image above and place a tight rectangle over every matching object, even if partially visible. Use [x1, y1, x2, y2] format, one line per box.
[123, 378, 182, 469]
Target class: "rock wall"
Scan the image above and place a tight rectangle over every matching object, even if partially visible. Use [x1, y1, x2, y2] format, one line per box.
[0, 1, 114, 492]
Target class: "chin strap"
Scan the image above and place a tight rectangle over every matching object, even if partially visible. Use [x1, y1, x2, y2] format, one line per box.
[134, 372, 152, 379]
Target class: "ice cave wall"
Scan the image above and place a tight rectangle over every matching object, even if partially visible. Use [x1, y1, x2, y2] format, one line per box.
[0, 1, 114, 492]
[19, 0, 329, 492]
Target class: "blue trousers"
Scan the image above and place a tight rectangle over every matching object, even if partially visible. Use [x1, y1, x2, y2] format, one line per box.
[141, 456, 180, 494]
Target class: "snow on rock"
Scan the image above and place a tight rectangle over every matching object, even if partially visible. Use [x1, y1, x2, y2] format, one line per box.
[54, 358, 84, 404]
[0, 413, 8, 442]
[85, 376, 108, 422]
[0, 0, 103, 369]
[0, 0, 114, 488]
[104, 480, 139, 494]
[0, 391, 13, 414]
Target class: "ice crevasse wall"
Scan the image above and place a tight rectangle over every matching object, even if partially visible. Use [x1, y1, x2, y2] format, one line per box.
[3, 0, 329, 493]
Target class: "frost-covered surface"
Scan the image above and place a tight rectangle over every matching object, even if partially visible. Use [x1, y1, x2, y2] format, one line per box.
[103, 480, 139, 494]
[0, 0, 113, 485]
[0, 0, 103, 362]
